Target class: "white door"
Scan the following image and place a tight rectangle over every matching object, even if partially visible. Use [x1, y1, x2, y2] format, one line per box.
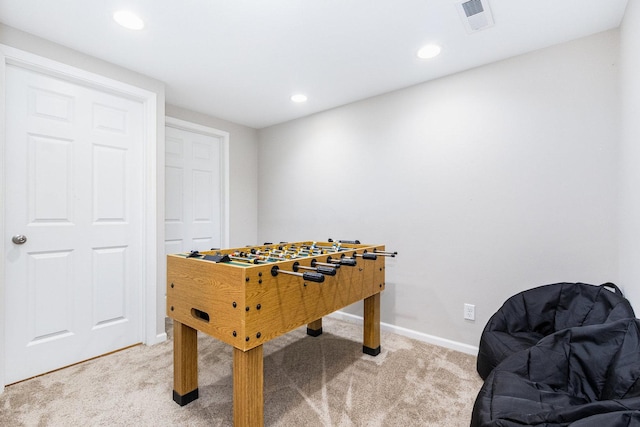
[4, 64, 144, 384]
[165, 124, 223, 255]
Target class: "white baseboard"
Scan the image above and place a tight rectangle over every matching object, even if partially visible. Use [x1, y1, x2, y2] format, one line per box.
[328, 311, 479, 356]
[147, 332, 167, 346]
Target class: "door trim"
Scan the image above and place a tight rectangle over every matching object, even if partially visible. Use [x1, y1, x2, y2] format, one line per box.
[0, 45, 161, 391]
[165, 116, 230, 248]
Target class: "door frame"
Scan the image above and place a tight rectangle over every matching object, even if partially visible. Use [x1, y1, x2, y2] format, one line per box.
[165, 116, 230, 249]
[0, 45, 161, 391]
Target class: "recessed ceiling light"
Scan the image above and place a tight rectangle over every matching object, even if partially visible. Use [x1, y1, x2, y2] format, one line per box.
[290, 94, 308, 103]
[417, 44, 441, 59]
[113, 10, 145, 30]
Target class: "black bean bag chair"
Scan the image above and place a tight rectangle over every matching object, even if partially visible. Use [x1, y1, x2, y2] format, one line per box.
[476, 282, 635, 380]
[569, 411, 640, 426]
[471, 318, 640, 427]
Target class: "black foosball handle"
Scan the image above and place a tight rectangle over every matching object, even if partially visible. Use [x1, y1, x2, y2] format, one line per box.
[316, 266, 337, 276]
[340, 258, 357, 266]
[328, 238, 360, 244]
[302, 272, 325, 282]
[326, 255, 356, 267]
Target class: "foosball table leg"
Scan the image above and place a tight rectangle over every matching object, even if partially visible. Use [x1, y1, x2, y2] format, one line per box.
[173, 320, 199, 405]
[306, 318, 323, 337]
[233, 345, 264, 426]
[363, 293, 381, 356]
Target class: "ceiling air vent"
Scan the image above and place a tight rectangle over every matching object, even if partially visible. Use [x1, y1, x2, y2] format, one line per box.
[456, 0, 494, 33]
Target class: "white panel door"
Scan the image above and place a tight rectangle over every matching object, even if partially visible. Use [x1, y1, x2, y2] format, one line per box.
[4, 64, 143, 384]
[165, 125, 222, 254]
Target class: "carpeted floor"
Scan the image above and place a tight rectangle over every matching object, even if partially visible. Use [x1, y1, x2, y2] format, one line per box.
[0, 317, 483, 426]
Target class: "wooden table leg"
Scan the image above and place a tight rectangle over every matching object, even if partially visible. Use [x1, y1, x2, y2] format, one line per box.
[233, 345, 264, 426]
[307, 318, 323, 337]
[173, 320, 199, 405]
[363, 293, 381, 356]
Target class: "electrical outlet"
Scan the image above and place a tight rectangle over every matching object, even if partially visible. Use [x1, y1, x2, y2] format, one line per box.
[464, 303, 475, 321]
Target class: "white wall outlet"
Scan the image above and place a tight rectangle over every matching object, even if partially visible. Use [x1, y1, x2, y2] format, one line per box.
[464, 303, 475, 321]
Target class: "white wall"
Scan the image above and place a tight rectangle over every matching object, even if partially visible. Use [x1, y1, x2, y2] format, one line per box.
[165, 105, 259, 247]
[618, 2, 640, 310]
[258, 30, 621, 347]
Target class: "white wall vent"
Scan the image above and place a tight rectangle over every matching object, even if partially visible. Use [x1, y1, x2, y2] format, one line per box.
[456, 0, 495, 33]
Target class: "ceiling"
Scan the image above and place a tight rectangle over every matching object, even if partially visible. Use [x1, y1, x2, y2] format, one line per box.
[0, 0, 629, 129]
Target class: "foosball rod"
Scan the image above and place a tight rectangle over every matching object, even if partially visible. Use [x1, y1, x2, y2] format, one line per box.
[354, 252, 377, 260]
[311, 244, 352, 251]
[311, 259, 341, 269]
[292, 261, 337, 276]
[283, 248, 319, 255]
[229, 255, 265, 264]
[270, 266, 325, 282]
[232, 250, 289, 263]
[229, 255, 258, 264]
[373, 249, 398, 257]
[326, 256, 357, 266]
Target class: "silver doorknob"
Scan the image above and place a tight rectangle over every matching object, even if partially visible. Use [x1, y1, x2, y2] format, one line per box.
[12, 235, 27, 245]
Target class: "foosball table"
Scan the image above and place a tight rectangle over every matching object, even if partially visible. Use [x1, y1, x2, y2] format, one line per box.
[166, 239, 396, 426]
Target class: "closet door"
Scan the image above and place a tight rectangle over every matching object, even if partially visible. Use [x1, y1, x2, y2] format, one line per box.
[4, 64, 144, 384]
[165, 124, 223, 255]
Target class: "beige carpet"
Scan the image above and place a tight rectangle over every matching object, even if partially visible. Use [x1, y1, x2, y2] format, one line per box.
[0, 318, 483, 426]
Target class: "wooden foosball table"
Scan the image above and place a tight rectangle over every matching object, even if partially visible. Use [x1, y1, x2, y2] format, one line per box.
[166, 240, 396, 426]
